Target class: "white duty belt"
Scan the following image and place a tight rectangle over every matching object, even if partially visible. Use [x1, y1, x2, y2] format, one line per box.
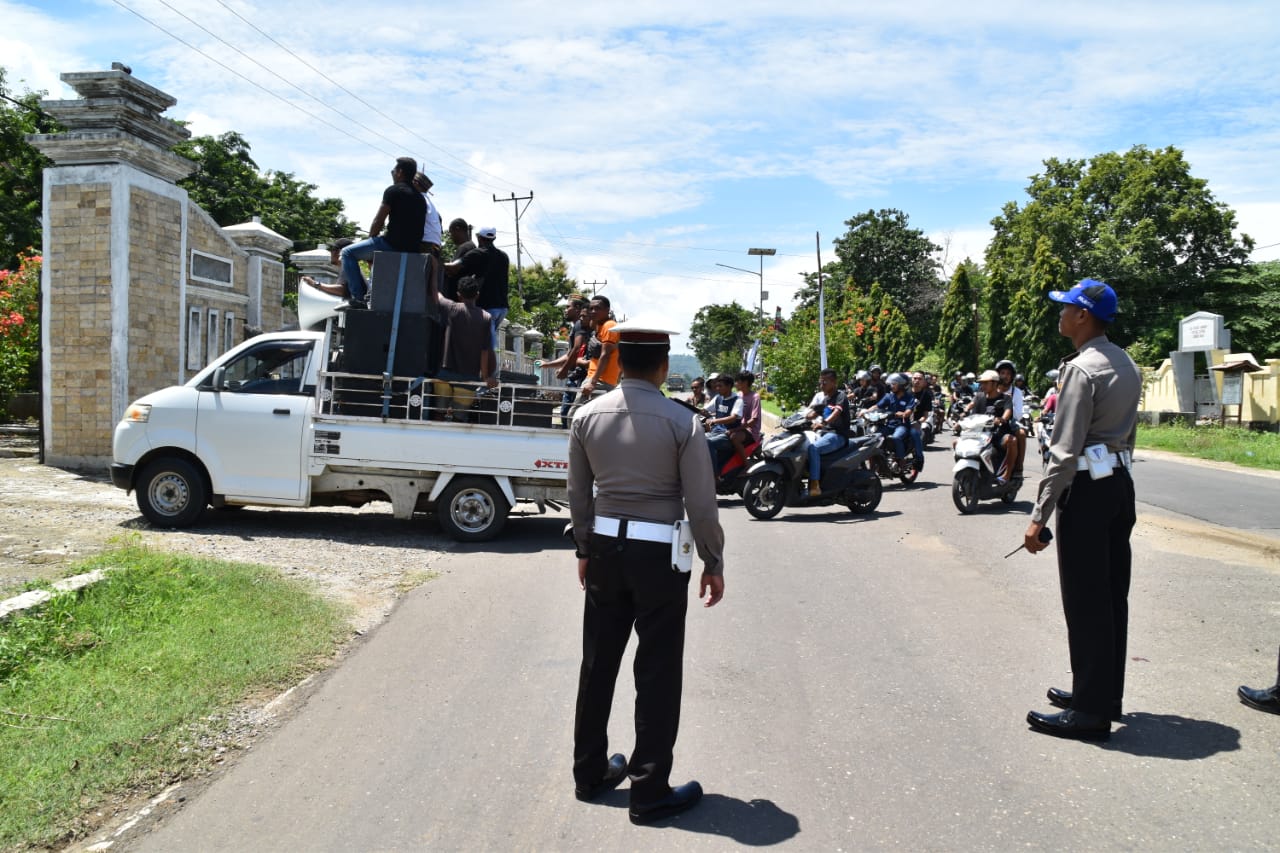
[593, 515, 674, 544]
[1076, 449, 1132, 471]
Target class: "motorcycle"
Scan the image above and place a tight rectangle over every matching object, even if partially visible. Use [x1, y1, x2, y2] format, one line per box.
[861, 410, 921, 484]
[951, 413, 1022, 513]
[741, 413, 884, 520]
[712, 436, 763, 498]
[1037, 410, 1055, 471]
[947, 392, 973, 433]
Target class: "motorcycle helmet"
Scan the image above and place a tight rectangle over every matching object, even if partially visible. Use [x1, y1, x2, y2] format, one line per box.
[887, 372, 908, 389]
[1045, 368, 1060, 380]
[1014, 373, 1026, 384]
[995, 359, 1016, 375]
[869, 364, 883, 375]
[964, 372, 975, 381]
[855, 370, 870, 381]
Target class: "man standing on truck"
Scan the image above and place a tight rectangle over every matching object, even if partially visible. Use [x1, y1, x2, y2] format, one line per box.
[428, 263, 497, 390]
[567, 320, 724, 825]
[338, 157, 426, 307]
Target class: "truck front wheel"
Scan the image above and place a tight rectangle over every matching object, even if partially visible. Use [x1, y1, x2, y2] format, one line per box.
[136, 457, 208, 528]
[436, 476, 509, 542]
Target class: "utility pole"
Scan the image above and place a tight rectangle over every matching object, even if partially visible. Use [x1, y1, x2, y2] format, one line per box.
[493, 191, 533, 302]
[583, 280, 607, 297]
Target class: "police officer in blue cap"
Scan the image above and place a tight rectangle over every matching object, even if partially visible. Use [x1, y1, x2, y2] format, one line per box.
[1022, 279, 1141, 741]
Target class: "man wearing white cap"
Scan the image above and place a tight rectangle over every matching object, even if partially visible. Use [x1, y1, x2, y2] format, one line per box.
[443, 226, 509, 351]
[567, 319, 725, 825]
[1022, 278, 1141, 742]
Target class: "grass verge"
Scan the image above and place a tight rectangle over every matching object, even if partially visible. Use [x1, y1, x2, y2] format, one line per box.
[1136, 423, 1280, 471]
[0, 543, 349, 850]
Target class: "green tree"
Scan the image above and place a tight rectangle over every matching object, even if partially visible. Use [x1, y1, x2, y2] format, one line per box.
[988, 145, 1253, 364]
[796, 208, 943, 337]
[938, 260, 980, 373]
[689, 302, 756, 376]
[1204, 260, 1280, 359]
[173, 132, 356, 253]
[1007, 237, 1070, 385]
[0, 68, 58, 272]
[506, 255, 578, 357]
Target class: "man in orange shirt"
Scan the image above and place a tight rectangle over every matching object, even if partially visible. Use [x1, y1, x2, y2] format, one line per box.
[580, 295, 620, 397]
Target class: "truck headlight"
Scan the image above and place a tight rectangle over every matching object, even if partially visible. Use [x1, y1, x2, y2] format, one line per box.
[123, 403, 152, 423]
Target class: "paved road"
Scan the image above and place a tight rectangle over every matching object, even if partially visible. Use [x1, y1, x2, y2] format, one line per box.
[123, 446, 1279, 851]
[1129, 451, 1280, 538]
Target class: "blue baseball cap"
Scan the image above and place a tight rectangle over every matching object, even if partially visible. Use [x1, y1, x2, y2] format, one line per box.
[1048, 278, 1117, 323]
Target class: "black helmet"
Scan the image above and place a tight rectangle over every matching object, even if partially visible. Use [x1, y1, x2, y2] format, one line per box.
[1015, 373, 1025, 383]
[995, 359, 1016, 374]
[869, 364, 883, 375]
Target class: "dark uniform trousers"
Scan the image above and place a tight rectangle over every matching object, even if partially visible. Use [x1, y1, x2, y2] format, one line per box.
[1056, 467, 1136, 716]
[573, 533, 691, 804]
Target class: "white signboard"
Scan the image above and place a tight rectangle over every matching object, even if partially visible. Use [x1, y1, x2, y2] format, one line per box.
[1221, 372, 1244, 406]
[1178, 312, 1226, 352]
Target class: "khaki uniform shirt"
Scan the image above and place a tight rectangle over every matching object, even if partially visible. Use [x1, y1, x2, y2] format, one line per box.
[1032, 334, 1141, 523]
[568, 379, 725, 575]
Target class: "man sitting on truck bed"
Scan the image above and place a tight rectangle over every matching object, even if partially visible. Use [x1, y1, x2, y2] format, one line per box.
[338, 156, 426, 308]
[428, 266, 497, 417]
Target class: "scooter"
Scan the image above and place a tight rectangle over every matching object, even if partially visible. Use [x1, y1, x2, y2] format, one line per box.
[741, 414, 884, 520]
[712, 437, 762, 497]
[951, 413, 1022, 513]
[862, 410, 921, 484]
[1037, 411, 1055, 471]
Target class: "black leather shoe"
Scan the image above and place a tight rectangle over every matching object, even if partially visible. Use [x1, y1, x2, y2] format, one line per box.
[1238, 684, 1280, 715]
[1046, 687, 1123, 721]
[629, 781, 703, 824]
[575, 753, 627, 802]
[1026, 709, 1111, 741]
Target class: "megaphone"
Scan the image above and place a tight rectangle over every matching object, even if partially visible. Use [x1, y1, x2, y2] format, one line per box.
[298, 280, 344, 330]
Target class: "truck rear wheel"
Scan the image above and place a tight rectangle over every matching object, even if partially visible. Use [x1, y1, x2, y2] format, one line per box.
[137, 457, 208, 527]
[437, 476, 509, 541]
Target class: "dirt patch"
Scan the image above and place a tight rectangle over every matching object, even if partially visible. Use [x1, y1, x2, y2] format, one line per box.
[0, 457, 454, 632]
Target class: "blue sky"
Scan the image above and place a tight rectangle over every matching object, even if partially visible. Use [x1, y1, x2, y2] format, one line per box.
[5, 0, 1278, 353]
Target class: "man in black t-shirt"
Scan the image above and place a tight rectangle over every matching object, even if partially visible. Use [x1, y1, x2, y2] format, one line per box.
[445, 226, 510, 350]
[338, 157, 426, 306]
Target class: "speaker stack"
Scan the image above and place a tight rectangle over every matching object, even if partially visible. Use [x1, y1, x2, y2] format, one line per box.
[337, 251, 433, 377]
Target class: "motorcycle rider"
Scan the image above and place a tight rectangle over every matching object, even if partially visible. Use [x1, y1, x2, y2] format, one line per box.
[967, 369, 1017, 483]
[863, 372, 916, 470]
[867, 364, 889, 401]
[996, 359, 1027, 478]
[704, 374, 740, 472]
[803, 368, 851, 497]
[851, 370, 879, 409]
[907, 372, 932, 472]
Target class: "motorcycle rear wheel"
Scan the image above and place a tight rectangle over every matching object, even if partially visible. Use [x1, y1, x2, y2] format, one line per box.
[842, 476, 883, 514]
[952, 469, 980, 514]
[743, 471, 786, 520]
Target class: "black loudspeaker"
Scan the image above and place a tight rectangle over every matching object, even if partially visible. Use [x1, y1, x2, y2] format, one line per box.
[369, 251, 428, 314]
[339, 310, 430, 376]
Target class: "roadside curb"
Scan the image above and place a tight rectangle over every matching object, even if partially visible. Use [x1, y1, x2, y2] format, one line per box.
[0, 570, 107, 619]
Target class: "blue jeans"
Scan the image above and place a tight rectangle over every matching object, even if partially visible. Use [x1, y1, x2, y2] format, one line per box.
[486, 307, 509, 352]
[559, 377, 580, 427]
[909, 424, 924, 465]
[807, 431, 846, 482]
[707, 432, 732, 474]
[339, 236, 395, 302]
[888, 424, 909, 460]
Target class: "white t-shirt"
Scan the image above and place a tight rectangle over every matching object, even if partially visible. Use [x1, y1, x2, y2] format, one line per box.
[421, 193, 443, 246]
[1010, 386, 1024, 419]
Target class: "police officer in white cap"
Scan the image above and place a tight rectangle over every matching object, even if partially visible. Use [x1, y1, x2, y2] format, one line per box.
[567, 319, 725, 824]
[1023, 278, 1141, 741]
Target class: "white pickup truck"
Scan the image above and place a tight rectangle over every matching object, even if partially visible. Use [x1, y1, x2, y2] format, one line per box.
[110, 328, 571, 541]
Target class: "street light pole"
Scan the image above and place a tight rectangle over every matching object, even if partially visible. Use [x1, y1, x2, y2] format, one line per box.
[747, 247, 776, 325]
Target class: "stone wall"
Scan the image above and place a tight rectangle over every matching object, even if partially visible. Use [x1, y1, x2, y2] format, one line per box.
[43, 182, 114, 459]
[127, 187, 184, 403]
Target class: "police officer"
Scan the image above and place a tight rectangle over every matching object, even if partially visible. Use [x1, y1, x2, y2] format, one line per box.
[1023, 279, 1141, 741]
[567, 320, 725, 824]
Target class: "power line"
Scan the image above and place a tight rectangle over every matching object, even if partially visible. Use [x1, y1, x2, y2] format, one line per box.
[209, 0, 524, 197]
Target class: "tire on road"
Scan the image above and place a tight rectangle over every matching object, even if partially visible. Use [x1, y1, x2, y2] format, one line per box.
[952, 469, 979, 514]
[842, 475, 882, 514]
[743, 471, 785, 520]
[136, 456, 209, 528]
[436, 476, 509, 541]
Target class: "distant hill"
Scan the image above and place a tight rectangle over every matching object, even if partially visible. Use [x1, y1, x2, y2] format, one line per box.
[667, 354, 704, 380]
